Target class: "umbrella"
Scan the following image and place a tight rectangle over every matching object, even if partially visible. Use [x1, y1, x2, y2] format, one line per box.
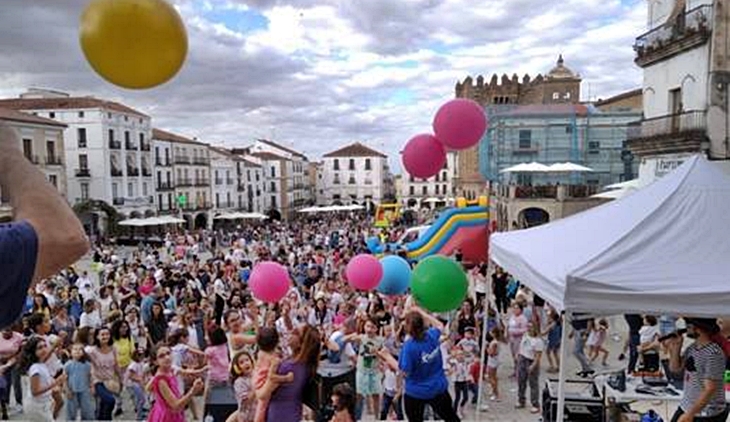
[604, 179, 640, 190]
[240, 212, 268, 219]
[548, 162, 594, 172]
[118, 218, 147, 227]
[156, 216, 185, 224]
[298, 206, 320, 213]
[500, 162, 551, 173]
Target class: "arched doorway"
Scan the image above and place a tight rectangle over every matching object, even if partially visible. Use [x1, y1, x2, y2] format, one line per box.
[194, 213, 208, 229]
[144, 210, 156, 218]
[518, 207, 550, 228]
[267, 208, 281, 221]
[407, 198, 418, 208]
[72, 199, 121, 238]
[129, 211, 142, 219]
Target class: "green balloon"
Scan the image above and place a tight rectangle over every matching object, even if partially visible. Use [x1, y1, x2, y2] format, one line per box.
[410, 255, 468, 313]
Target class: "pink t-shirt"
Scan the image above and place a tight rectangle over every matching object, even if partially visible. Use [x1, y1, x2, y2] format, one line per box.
[205, 344, 230, 383]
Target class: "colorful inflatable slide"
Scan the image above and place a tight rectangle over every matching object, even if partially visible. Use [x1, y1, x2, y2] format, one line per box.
[367, 198, 489, 264]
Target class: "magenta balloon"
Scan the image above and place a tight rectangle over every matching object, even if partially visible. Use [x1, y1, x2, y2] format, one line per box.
[401, 134, 447, 179]
[249, 261, 290, 303]
[433, 99, 488, 150]
[345, 254, 383, 291]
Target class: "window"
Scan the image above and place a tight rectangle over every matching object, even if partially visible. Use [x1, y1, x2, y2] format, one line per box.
[552, 92, 559, 100]
[112, 183, 118, 198]
[78, 128, 87, 148]
[348, 159, 355, 170]
[270, 181, 276, 192]
[124, 131, 130, 144]
[348, 176, 356, 185]
[49, 112, 55, 119]
[46, 141, 56, 162]
[409, 186, 415, 195]
[565, 125, 573, 134]
[255, 172, 260, 182]
[435, 185, 440, 194]
[270, 166, 276, 178]
[443, 184, 447, 194]
[48, 175, 57, 188]
[333, 159, 340, 170]
[78, 111, 84, 118]
[140, 133, 145, 145]
[333, 175, 340, 184]
[588, 141, 600, 153]
[108, 129, 115, 144]
[435, 173, 439, 182]
[142, 182, 148, 196]
[216, 193, 220, 208]
[365, 159, 371, 170]
[443, 160, 448, 169]
[518, 130, 532, 149]
[79, 154, 88, 169]
[107, 112, 112, 119]
[564, 92, 571, 99]
[80, 182, 89, 200]
[442, 171, 447, 181]
[271, 196, 277, 208]
[247, 170, 251, 182]
[127, 182, 133, 197]
[22, 139, 32, 160]
[422, 186, 428, 195]
[124, 115, 128, 122]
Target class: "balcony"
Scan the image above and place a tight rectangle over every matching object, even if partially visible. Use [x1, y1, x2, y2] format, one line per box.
[125, 140, 138, 150]
[226, 178, 234, 185]
[112, 196, 153, 206]
[193, 157, 210, 166]
[626, 110, 707, 156]
[111, 167, 123, 177]
[109, 140, 121, 150]
[75, 168, 91, 178]
[175, 155, 190, 165]
[45, 155, 63, 166]
[214, 178, 223, 185]
[237, 184, 246, 192]
[127, 167, 140, 177]
[177, 178, 193, 187]
[634, 5, 712, 67]
[195, 178, 210, 186]
[512, 144, 539, 154]
[216, 201, 234, 209]
[142, 168, 152, 177]
[141, 142, 151, 152]
[113, 197, 124, 206]
[158, 182, 175, 191]
[25, 154, 40, 164]
[155, 157, 172, 167]
[493, 183, 599, 200]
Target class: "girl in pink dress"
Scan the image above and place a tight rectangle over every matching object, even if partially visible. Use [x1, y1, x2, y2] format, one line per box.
[147, 346, 203, 422]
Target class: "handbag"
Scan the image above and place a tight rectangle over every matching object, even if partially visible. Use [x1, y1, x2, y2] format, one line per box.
[103, 378, 121, 395]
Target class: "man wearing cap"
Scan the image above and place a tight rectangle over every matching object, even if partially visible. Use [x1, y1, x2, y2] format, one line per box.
[0, 121, 88, 328]
[665, 318, 728, 422]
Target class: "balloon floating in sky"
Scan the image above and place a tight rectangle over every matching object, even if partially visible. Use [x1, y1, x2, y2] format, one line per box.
[409, 255, 468, 313]
[249, 261, 290, 303]
[346, 254, 383, 291]
[377, 255, 411, 295]
[402, 134, 447, 179]
[79, 0, 188, 89]
[433, 98, 488, 150]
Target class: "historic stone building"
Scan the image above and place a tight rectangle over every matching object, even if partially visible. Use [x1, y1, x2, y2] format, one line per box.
[453, 55, 582, 197]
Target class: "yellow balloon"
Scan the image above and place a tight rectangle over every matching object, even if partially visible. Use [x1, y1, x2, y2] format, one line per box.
[79, 0, 188, 89]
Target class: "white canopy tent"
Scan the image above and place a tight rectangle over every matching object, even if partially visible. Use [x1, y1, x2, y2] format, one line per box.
[547, 162, 594, 172]
[590, 187, 636, 200]
[604, 179, 640, 190]
[499, 161, 551, 173]
[490, 155, 730, 421]
[119, 216, 185, 226]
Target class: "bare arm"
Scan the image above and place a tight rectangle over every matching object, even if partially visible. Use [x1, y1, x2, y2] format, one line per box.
[157, 377, 201, 411]
[30, 372, 66, 397]
[683, 378, 720, 419]
[0, 122, 89, 283]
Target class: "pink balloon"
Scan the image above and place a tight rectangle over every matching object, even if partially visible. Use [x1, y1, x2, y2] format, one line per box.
[402, 134, 446, 179]
[433, 98, 488, 150]
[249, 261, 290, 303]
[346, 254, 383, 291]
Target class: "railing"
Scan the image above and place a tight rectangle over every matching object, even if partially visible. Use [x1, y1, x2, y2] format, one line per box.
[109, 140, 121, 149]
[113, 197, 124, 205]
[177, 178, 193, 187]
[634, 5, 712, 66]
[156, 157, 172, 167]
[158, 182, 175, 191]
[142, 168, 152, 177]
[112, 196, 154, 206]
[125, 140, 138, 150]
[45, 155, 63, 165]
[226, 179, 234, 185]
[127, 167, 140, 177]
[494, 183, 599, 199]
[237, 184, 246, 192]
[140, 142, 151, 151]
[111, 168, 123, 177]
[628, 110, 706, 140]
[214, 178, 223, 185]
[193, 157, 210, 165]
[174, 155, 190, 164]
[216, 201, 234, 208]
[75, 168, 91, 177]
[195, 178, 210, 186]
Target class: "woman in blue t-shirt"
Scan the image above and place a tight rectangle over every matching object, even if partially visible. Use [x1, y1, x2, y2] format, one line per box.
[378, 307, 460, 422]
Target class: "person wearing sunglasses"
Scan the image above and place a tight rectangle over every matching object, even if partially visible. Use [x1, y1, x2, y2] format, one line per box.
[664, 318, 728, 422]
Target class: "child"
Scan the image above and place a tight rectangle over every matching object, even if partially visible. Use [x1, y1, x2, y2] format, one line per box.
[449, 346, 470, 417]
[205, 326, 231, 389]
[20, 337, 67, 422]
[64, 343, 95, 421]
[588, 318, 610, 366]
[330, 383, 356, 422]
[456, 327, 480, 361]
[486, 326, 504, 402]
[125, 348, 148, 421]
[253, 327, 294, 422]
[229, 351, 256, 422]
[542, 310, 562, 373]
[348, 318, 384, 417]
[379, 363, 403, 420]
[638, 315, 660, 372]
[169, 328, 206, 419]
[148, 346, 204, 422]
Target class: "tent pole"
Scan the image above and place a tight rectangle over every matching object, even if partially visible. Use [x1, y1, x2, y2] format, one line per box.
[556, 310, 571, 422]
[476, 268, 491, 422]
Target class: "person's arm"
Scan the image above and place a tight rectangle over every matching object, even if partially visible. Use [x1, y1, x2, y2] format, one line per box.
[0, 121, 89, 284]
[157, 377, 203, 411]
[376, 348, 399, 372]
[178, 366, 208, 376]
[664, 336, 684, 374]
[413, 307, 445, 332]
[230, 333, 256, 350]
[681, 351, 725, 420]
[30, 371, 66, 397]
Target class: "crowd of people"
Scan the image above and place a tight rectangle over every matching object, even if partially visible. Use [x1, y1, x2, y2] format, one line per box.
[0, 212, 728, 422]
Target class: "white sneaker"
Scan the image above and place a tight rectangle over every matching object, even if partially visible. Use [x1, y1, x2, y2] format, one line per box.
[480, 404, 490, 412]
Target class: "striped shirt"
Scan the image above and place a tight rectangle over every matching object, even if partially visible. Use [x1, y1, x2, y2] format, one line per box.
[680, 341, 726, 417]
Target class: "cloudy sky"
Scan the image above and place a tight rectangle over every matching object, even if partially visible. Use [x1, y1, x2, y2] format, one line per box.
[0, 0, 646, 170]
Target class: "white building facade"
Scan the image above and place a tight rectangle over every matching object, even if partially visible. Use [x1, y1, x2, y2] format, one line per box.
[248, 139, 310, 215]
[321, 142, 389, 207]
[628, 0, 730, 182]
[153, 138, 175, 214]
[209, 147, 239, 212]
[0, 89, 156, 228]
[237, 157, 265, 213]
[400, 151, 458, 207]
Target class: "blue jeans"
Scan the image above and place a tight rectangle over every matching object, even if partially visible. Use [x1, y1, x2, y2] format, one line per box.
[628, 332, 640, 373]
[128, 384, 147, 420]
[66, 390, 95, 421]
[453, 381, 469, 410]
[573, 329, 592, 372]
[94, 383, 116, 421]
[468, 382, 478, 404]
[380, 392, 403, 420]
